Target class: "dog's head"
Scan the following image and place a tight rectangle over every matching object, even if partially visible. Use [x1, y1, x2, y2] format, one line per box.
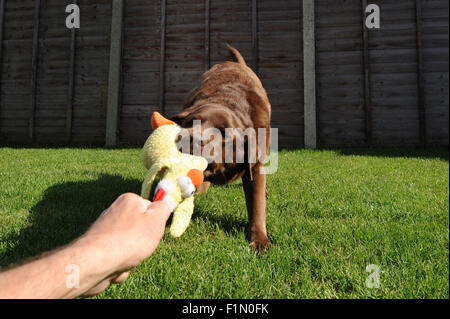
[171, 107, 260, 184]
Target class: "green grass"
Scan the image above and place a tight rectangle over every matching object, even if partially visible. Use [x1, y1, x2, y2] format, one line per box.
[0, 147, 448, 298]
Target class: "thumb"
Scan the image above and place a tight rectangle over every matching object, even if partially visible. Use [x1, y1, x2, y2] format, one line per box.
[144, 200, 172, 246]
[145, 200, 172, 224]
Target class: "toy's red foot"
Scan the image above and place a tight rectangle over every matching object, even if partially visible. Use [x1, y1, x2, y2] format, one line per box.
[153, 188, 166, 202]
[153, 179, 177, 212]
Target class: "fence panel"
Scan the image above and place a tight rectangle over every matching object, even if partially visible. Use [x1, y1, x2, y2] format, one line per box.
[0, 0, 36, 143]
[0, 0, 447, 147]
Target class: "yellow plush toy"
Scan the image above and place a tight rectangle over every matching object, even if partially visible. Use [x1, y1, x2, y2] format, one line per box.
[141, 112, 208, 237]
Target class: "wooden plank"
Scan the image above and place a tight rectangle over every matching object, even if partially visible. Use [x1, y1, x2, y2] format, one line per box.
[29, 0, 41, 143]
[105, 0, 124, 146]
[0, 0, 4, 134]
[119, 0, 161, 144]
[204, 0, 210, 71]
[0, 0, 3, 61]
[421, 0, 448, 146]
[415, 0, 426, 145]
[66, 0, 78, 143]
[209, 0, 252, 67]
[159, 0, 167, 114]
[303, 0, 316, 149]
[361, 0, 372, 145]
[251, 0, 258, 74]
[257, 1, 303, 145]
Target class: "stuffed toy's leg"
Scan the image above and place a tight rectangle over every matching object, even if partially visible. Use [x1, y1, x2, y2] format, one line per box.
[141, 161, 168, 200]
[170, 196, 195, 237]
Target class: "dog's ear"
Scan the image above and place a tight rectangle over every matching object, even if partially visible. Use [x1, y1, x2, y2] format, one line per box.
[151, 112, 176, 130]
[170, 111, 191, 126]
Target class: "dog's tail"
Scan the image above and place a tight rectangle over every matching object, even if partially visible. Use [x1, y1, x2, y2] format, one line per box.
[226, 44, 246, 65]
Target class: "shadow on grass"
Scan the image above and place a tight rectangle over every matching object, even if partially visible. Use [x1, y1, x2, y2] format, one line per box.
[0, 174, 142, 269]
[2, 143, 448, 161]
[0, 174, 247, 270]
[191, 184, 249, 237]
[325, 147, 448, 161]
[192, 207, 248, 237]
[257, 145, 450, 161]
[0, 142, 142, 149]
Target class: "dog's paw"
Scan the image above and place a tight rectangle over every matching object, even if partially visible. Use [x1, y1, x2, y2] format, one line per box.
[249, 236, 271, 255]
[195, 181, 211, 195]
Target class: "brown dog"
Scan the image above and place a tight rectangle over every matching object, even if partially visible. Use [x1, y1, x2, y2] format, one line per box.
[171, 45, 272, 254]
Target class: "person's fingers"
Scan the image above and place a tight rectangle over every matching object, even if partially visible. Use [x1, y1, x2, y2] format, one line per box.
[139, 197, 152, 210]
[81, 272, 129, 297]
[115, 193, 152, 215]
[111, 272, 130, 284]
[81, 280, 111, 297]
[145, 201, 171, 221]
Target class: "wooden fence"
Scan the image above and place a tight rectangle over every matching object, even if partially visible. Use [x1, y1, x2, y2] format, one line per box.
[0, 0, 448, 147]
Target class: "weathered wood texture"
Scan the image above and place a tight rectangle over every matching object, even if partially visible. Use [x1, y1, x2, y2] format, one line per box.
[35, 0, 67, 143]
[368, 0, 422, 146]
[421, 0, 448, 145]
[0, 0, 111, 144]
[303, 0, 315, 148]
[0, 0, 448, 147]
[164, 0, 205, 118]
[0, 0, 4, 135]
[105, 0, 124, 146]
[119, 0, 162, 144]
[71, 0, 111, 143]
[258, 0, 303, 147]
[361, 0, 372, 145]
[66, 0, 78, 142]
[315, 0, 448, 146]
[29, 0, 40, 143]
[119, 0, 304, 147]
[0, 0, 36, 143]
[316, 0, 367, 146]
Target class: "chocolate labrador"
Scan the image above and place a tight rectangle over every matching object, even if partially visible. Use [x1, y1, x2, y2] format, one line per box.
[171, 45, 271, 254]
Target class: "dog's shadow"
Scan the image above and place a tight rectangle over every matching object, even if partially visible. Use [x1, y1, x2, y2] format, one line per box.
[192, 207, 248, 237]
[0, 174, 142, 269]
[0, 174, 247, 269]
[192, 183, 249, 236]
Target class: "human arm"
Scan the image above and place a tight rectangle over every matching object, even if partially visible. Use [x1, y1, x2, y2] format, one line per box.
[0, 193, 171, 299]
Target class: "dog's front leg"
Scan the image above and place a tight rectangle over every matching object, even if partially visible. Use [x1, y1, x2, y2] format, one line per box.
[195, 181, 211, 195]
[242, 163, 271, 254]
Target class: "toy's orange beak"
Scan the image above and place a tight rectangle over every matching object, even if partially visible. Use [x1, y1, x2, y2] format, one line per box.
[151, 112, 176, 130]
[187, 169, 204, 187]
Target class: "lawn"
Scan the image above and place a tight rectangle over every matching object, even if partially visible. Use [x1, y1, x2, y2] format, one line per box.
[0, 147, 448, 298]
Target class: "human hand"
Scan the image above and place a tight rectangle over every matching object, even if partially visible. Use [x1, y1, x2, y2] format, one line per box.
[0, 193, 171, 299]
[74, 193, 171, 297]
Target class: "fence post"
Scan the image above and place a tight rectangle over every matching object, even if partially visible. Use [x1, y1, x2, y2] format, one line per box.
[0, 0, 4, 136]
[66, 0, 78, 143]
[251, 0, 258, 74]
[159, 0, 167, 115]
[415, 0, 426, 146]
[361, 0, 372, 145]
[204, 0, 210, 71]
[303, 0, 317, 149]
[29, 0, 41, 143]
[105, 0, 124, 147]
